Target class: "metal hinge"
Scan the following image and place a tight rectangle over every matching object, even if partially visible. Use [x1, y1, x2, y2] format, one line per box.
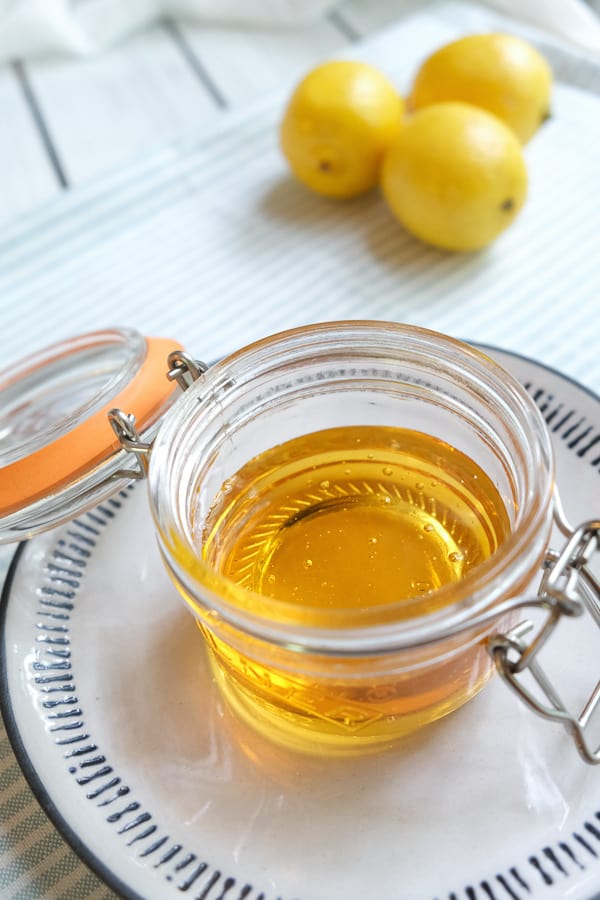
[489, 519, 600, 765]
[166, 351, 207, 391]
[108, 351, 207, 476]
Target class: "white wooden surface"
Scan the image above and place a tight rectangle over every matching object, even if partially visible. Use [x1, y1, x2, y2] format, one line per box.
[0, 1, 396, 231]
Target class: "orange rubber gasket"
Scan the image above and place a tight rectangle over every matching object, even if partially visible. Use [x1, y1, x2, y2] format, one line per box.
[0, 336, 182, 517]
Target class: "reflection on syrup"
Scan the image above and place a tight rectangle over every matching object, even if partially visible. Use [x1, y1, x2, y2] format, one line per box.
[203, 426, 510, 612]
[199, 426, 511, 754]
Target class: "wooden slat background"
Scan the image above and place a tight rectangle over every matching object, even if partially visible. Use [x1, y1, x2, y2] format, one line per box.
[0, 1, 412, 230]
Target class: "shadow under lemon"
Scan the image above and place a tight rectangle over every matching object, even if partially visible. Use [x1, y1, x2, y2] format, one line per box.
[259, 172, 495, 292]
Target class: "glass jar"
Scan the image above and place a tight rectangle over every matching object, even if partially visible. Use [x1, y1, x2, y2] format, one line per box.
[147, 321, 555, 756]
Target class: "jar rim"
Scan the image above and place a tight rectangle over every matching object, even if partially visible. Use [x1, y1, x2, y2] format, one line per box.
[149, 321, 555, 654]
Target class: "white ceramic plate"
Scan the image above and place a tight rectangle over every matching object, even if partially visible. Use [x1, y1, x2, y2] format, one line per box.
[2, 347, 600, 900]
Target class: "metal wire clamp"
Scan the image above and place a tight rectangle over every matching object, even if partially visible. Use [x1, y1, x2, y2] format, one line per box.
[108, 352, 207, 478]
[489, 520, 600, 765]
[166, 351, 208, 391]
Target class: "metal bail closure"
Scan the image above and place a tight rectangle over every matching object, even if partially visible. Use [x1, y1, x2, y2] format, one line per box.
[108, 352, 208, 475]
[107, 410, 153, 479]
[489, 518, 600, 765]
[166, 351, 208, 392]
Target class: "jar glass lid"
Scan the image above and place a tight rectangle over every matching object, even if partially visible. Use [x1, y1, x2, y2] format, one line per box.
[0, 328, 181, 543]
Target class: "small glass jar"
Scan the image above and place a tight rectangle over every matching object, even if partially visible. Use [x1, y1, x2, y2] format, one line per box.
[148, 321, 555, 756]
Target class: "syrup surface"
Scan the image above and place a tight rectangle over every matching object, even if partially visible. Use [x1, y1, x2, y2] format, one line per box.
[198, 426, 511, 753]
[203, 425, 510, 613]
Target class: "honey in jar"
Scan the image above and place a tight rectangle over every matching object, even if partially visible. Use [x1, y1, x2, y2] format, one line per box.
[199, 425, 511, 753]
[203, 425, 509, 613]
[151, 322, 554, 757]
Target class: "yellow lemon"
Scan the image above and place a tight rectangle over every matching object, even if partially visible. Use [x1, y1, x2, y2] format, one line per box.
[381, 102, 528, 252]
[280, 60, 404, 198]
[410, 33, 552, 143]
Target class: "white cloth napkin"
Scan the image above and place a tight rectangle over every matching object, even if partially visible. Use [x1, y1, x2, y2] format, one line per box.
[0, 0, 599, 63]
[0, 0, 334, 60]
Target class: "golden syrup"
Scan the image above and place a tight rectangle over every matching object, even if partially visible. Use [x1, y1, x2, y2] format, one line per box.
[200, 425, 511, 754]
[203, 426, 509, 609]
